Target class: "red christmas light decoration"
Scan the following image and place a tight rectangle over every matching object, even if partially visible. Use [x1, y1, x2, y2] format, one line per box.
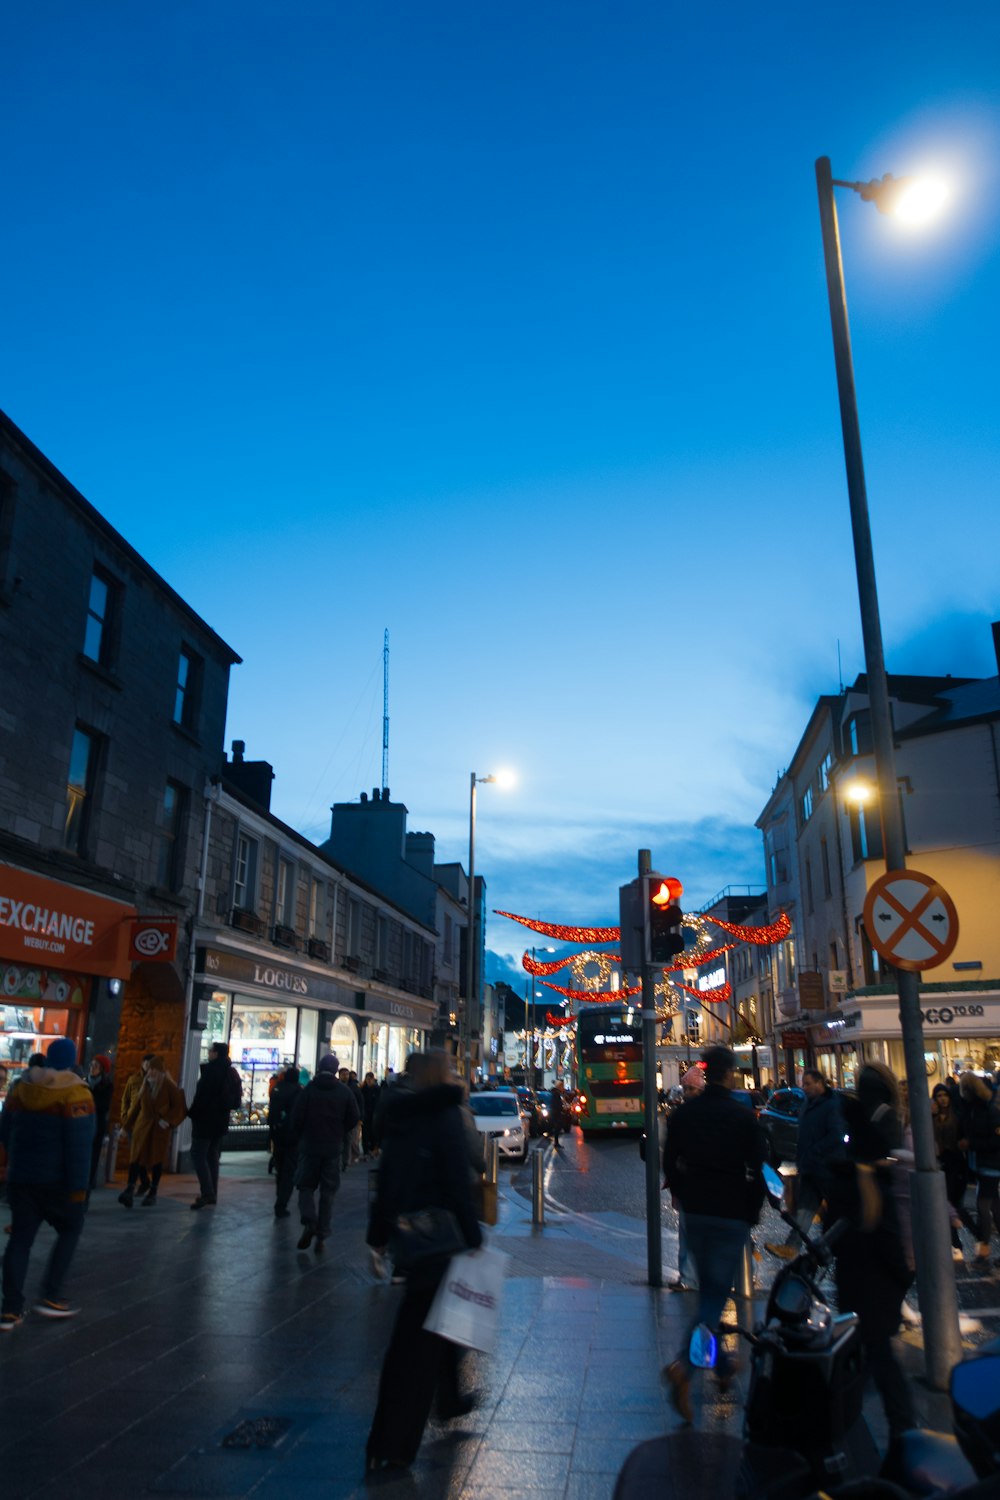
[522, 952, 571, 976]
[495, 910, 620, 943]
[545, 1011, 575, 1027]
[660, 942, 735, 973]
[672, 979, 732, 1004]
[539, 980, 643, 1002]
[703, 912, 791, 944]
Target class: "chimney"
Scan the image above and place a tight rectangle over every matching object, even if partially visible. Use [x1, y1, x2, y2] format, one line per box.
[231, 739, 245, 764]
[225, 742, 274, 811]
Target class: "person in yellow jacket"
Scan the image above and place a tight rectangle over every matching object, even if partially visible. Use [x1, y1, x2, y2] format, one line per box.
[118, 1057, 186, 1208]
[118, 1054, 154, 1196]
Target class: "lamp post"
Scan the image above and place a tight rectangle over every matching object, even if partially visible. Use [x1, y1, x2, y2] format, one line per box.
[526, 946, 555, 1092]
[464, 771, 513, 1083]
[815, 156, 962, 1384]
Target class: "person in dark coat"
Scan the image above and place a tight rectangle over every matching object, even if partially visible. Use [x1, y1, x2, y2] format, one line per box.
[86, 1054, 114, 1192]
[290, 1053, 359, 1250]
[268, 1064, 302, 1219]
[827, 1061, 917, 1442]
[932, 1083, 973, 1256]
[548, 1081, 568, 1151]
[339, 1067, 364, 1169]
[958, 1071, 1000, 1260]
[187, 1041, 240, 1210]
[359, 1071, 380, 1159]
[661, 1045, 767, 1421]
[365, 1049, 483, 1472]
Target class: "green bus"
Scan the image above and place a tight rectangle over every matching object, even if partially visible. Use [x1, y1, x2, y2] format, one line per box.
[575, 1003, 644, 1135]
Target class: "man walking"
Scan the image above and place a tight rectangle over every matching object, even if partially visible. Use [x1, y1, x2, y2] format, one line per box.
[292, 1054, 360, 1251]
[548, 1081, 567, 1151]
[0, 1038, 95, 1328]
[188, 1041, 242, 1210]
[338, 1067, 364, 1170]
[662, 1046, 767, 1420]
[770, 1068, 845, 1255]
[268, 1063, 302, 1219]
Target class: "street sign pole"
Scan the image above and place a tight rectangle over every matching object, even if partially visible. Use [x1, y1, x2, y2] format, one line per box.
[638, 849, 663, 1288]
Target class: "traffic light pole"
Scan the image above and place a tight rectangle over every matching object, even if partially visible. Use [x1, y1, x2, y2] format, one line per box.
[638, 849, 663, 1288]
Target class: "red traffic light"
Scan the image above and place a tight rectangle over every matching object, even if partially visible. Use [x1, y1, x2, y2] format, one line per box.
[650, 877, 683, 908]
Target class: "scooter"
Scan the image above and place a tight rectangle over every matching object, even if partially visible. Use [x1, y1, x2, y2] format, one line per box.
[613, 1164, 990, 1500]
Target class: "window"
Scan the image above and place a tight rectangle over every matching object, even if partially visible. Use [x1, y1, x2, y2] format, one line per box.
[276, 858, 295, 927]
[64, 726, 99, 854]
[805, 857, 814, 916]
[376, 914, 388, 969]
[155, 780, 186, 889]
[849, 803, 883, 864]
[233, 832, 258, 911]
[846, 712, 873, 758]
[821, 839, 832, 898]
[829, 941, 839, 971]
[309, 878, 325, 938]
[173, 646, 203, 732]
[818, 753, 834, 792]
[801, 786, 814, 824]
[82, 567, 119, 667]
[443, 913, 454, 965]
[347, 898, 362, 955]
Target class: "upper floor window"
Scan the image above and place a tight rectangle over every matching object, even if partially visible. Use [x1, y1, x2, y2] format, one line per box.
[174, 646, 203, 732]
[347, 898, 362, 955]
[277, 858, 295, 927]
[65, 725, 100, 854]
[845, 711, 873, 758]
[309, 878, 326, 938]
[817, 753, 833, 792]
[155, 780, 186, 889]
[376, 913, 388, 969]
[443, 913, 454, 965]
[83, 567, 120, 667]
[233, 832, 258, 911]
[801, 786, 814, 824]
[849, 802, 883, 864]
[821, 839, 832, 898]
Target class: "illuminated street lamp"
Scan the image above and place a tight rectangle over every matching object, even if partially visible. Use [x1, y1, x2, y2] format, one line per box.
[464, 770, 514, 1082]
[815, 155, 961, 1383]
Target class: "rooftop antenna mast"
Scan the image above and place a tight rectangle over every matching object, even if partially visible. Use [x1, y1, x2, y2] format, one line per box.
[381, 628, 390, 793]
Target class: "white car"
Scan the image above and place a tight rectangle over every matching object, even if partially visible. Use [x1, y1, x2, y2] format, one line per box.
[468, 1092, 528, 1162]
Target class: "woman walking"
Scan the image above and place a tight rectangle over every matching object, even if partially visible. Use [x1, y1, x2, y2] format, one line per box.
[958, 1072, 1000, 1261]
[932, 1082, 972, 1259]
[118, 1057, 186, 1207]
[365, 1050, 482, 1473]
[359, 1071, 379, 1159]
[86, 1054, 114, 1192]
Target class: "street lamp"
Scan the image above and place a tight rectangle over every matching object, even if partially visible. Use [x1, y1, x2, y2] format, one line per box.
[815, 156, 961, 1384]
[464, 770, 514, 1083]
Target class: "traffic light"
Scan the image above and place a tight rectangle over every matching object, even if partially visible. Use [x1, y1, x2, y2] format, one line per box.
[647, 876, 685, 964]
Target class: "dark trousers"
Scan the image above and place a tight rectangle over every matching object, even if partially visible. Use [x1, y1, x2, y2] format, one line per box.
[273, 1143, 298, 1212]
[127, 1161, 162, 1193]
[367, 1264, 463, 1464]
[2, 1183, 86, 1315]
[975, 1173, 1000, 1244]
[190, 1134, 224, 1201]
[89, 1126, 108, 1190]
[864, 1331, 917, 1437]
[296, 1151, 341, 1237]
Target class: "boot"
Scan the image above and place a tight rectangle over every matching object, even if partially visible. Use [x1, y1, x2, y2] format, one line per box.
[141, 1192, 157, 1207]
[118, 1188, 134, 1209]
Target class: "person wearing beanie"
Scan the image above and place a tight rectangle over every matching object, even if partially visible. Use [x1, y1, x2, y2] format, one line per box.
[86, 1054, 114, 1194]
[679, 1066, 706, 1095]
[0, 1037, 95, 1328]
[118, 1056, 187, 1208]
[289, 1052, 359, 1250]
[187, 1041, 243, 1210]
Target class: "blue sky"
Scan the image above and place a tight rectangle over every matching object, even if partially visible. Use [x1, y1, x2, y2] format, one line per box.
[4, 3, 999, 992]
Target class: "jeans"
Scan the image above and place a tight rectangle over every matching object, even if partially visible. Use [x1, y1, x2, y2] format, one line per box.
[190, 1133, 224, 1201]
[678, 1213, 750, 1369]
[2, 1183, 86, 1315]
[297, 1151, 341, 1237]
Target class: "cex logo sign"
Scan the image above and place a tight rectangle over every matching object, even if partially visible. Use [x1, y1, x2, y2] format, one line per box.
[129, 918, 178, 964]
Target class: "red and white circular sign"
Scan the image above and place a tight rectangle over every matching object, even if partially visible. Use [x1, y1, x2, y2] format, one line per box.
[862, 869, 959, 973]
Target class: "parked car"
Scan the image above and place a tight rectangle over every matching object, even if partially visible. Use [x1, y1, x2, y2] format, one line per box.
[514, 1086, 541, 1137]
[468, 1091, 528, 1161]
[758, 1086, 805, 1166]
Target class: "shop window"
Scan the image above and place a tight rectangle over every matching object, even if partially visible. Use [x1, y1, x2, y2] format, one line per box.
[297, 1007, 318, 1075]
[0, 967, 87, 1098]
[199, 992, 231, 1064]
[155, 780, 186, 889]
[229, 1000, 299, 1122]
[233, 832, 259, 911]
[64, 724, 101, 855]
[173, 645, 203, 733]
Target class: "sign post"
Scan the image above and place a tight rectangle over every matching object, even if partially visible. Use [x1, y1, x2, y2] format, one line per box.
[638, 850, 663, 1288]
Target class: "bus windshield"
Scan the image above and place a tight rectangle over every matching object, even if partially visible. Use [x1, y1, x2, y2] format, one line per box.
[578, 1013, 641, 1064]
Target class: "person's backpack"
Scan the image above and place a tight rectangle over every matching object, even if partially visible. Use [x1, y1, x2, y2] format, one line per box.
[224, 1066, 243, 1111]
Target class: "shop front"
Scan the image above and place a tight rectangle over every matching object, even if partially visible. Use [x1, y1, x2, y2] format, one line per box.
[830, 988, 1000, 1093]
[0, 863, 133, 1101]
[195, 945, 434, 1146]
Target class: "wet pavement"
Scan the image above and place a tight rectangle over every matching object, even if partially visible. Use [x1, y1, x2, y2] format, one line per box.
[0, 1138, 986, 1499]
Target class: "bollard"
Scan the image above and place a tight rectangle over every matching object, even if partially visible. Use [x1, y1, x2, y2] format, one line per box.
[735, 1239, 754, 1298]
[486, 1136, 499, 1188]
[531, 1148, 545, 1226]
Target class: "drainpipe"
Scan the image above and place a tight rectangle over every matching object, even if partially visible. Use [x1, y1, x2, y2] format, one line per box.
[173, 778, 220, 1170]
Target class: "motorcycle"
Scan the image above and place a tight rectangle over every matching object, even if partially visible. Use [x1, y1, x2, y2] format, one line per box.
[614, 1163, 994, 1500]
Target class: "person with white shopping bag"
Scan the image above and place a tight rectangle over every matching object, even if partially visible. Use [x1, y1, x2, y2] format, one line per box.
[365, 1050, 484, 1475]
[423, 1239, 508, 1352]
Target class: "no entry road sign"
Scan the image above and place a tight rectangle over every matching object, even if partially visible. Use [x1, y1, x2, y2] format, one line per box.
[862, 869, 959, 973]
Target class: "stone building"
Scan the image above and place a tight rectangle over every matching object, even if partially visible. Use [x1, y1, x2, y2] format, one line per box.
[0, 408, 240, 1113]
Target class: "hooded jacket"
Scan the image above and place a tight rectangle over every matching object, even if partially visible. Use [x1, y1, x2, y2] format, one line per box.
[796, 1086, 847, 1183]
[291, 1071, 360, 1155]
[188, 1054, 238, 1138]
[366, 1082, 482, 1258]
[0, 1064, 95, 1194]
[268, 1070, 303, 1147]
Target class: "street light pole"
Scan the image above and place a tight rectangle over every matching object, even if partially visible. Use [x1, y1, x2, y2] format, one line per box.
[815, 156, 962, 1385]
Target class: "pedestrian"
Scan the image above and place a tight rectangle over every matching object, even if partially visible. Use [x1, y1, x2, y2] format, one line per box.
[359, 1071, 380, 1159]
[664, 1065, 707, 1291]
[828, 1061, 918, 1446]
[932, 1083, 973, 1260]
[267, 1063, 302, 1219]
[86, 1053, 114, 1193]
[0, 1037, 95, 1328]
[339, 1068, 364, 1169]
[187, 1041, 242, 1210]
[365, 1050, 482, 1472]
[768, 1068, 846, 1257]
[548, 1080, 567, 1150]
[958, 1071, 1000, 1261]
[662, 1045, 767, 1420]
[291, 1053, 359, 1251]
[118, 1056, 187, 1208]
[119, 1054, 154, 1195]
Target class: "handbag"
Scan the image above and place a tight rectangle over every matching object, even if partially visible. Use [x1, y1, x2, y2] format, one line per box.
[389, 1206, 466, 1271]
[423, 1244, 509, 1352]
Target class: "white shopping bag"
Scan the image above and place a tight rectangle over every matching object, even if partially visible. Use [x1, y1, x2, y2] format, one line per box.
[423, 1244, 509, 1352]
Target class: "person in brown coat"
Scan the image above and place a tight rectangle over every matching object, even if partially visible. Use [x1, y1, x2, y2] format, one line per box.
[118, 1057, 186, 1208]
